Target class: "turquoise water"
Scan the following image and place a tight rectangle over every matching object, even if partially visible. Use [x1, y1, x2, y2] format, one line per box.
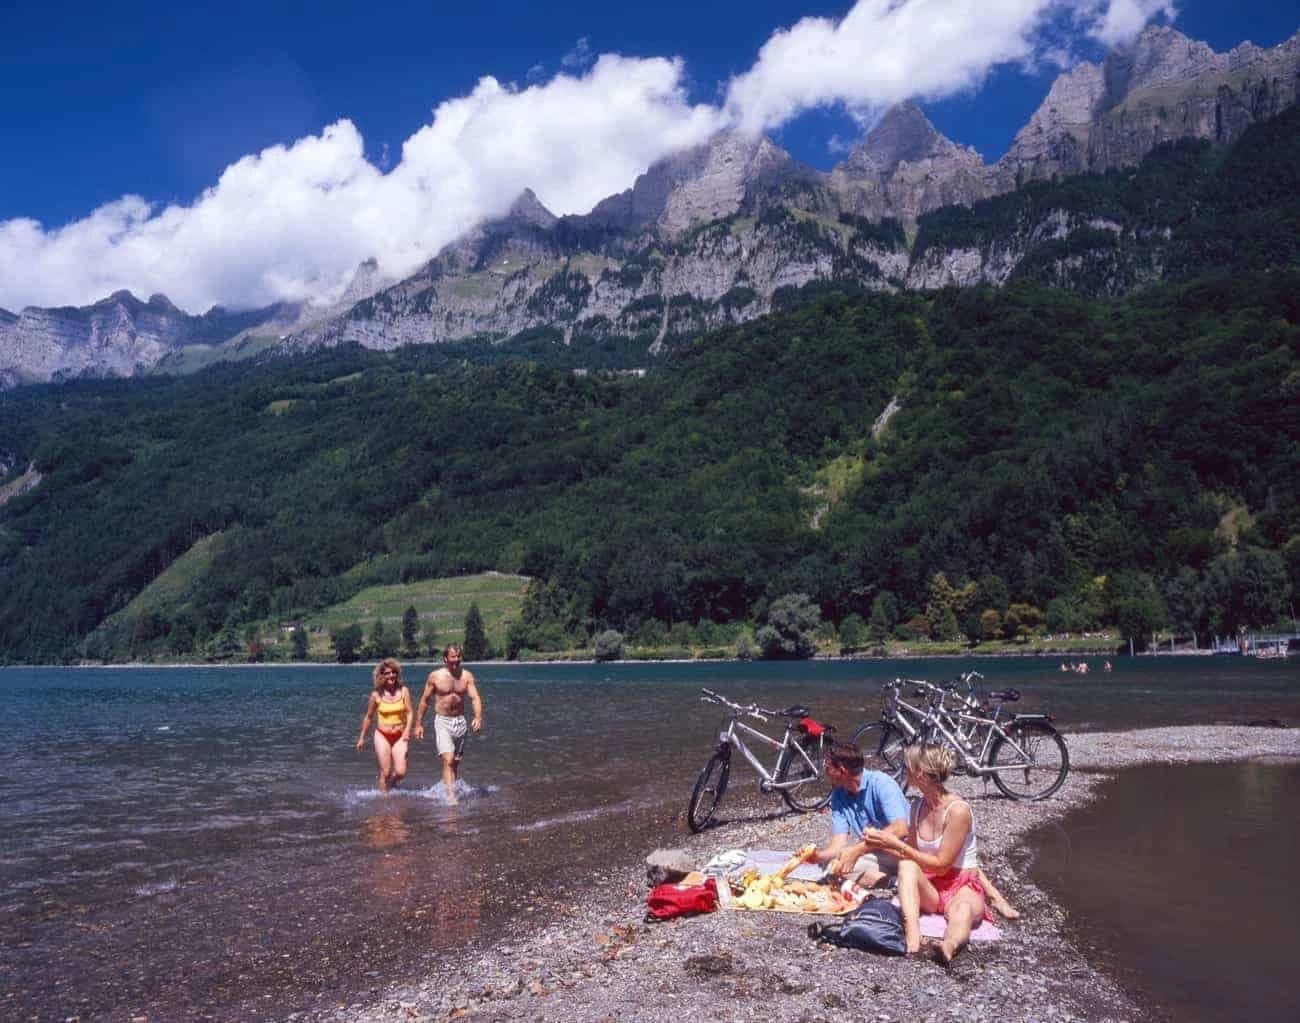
[1, 657, 1296, 1020]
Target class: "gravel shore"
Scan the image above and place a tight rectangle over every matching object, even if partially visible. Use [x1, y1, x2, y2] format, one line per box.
[319, 726, 1299, 1023]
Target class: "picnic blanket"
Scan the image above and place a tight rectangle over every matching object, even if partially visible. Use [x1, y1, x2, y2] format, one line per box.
[918, 911, 1001, 941]
[732, 848, 825, 883]
[707, 849, 1004, 937]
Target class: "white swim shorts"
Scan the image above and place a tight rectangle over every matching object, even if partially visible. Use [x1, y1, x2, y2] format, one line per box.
[434, 714, 468, 760]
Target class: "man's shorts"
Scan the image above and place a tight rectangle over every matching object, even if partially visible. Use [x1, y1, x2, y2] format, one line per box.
[434, 714, 468, 760]
[846, 850, 899, 881]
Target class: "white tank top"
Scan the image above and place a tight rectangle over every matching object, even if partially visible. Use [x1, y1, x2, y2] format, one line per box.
[910, 795, 978, 870]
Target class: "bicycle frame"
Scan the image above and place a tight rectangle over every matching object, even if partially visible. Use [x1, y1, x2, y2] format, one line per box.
[917, 696, 1041, 777]
[718, 713, 818, 792]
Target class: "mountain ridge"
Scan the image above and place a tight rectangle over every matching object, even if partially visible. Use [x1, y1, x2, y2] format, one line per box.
[3, 24, 1297, 387]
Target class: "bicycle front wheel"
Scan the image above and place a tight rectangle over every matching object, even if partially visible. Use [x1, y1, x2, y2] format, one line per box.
[850, 720, 908, 783]
[687, 750, 731, 831]
[776, 734, 834, 812]
[989, 721, 1069, 800]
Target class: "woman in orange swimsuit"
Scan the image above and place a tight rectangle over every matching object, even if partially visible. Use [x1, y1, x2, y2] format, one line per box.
[356, 658, 412, 792]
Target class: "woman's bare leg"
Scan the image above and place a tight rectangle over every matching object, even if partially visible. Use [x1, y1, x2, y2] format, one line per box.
[939, 888, 986, 963]
[374, 734, 395, 793]
[390, 739, 409, 787]
[978, 868, 1019, 919]
[897, 860, 940, 953]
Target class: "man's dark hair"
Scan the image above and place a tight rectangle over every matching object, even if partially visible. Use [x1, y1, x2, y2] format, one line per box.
[825, 742, 864, 773]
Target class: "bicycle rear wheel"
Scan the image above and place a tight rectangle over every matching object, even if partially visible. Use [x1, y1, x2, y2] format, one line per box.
[776, 733, 833, 812]
[849, 721, 908, 784]
[989, 721, 1069, 800]
[687, 750, 731, 831]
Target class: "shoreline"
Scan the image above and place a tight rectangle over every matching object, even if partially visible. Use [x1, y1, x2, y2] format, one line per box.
[322, 724, 1300, 1023]
[2, 648, 1224, 670]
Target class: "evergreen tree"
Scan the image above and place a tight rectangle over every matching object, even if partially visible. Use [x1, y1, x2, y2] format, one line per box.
[366, 619, 397, 659]
[331, 623, 364, 664]
[463, 603, 490, 660]
[837, 613, 867, 653]
[401, 605, 420, 656]
[291, 625, 309, 661]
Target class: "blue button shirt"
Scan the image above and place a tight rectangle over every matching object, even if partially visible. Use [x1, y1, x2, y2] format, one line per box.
[830, 769, 909, 838]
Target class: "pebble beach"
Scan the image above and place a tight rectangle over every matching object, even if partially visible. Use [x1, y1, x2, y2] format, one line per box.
[321, 725, 1300, 1023]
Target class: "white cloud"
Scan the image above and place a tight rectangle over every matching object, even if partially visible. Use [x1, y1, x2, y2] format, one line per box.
[0, 1, 1177, 314]
[0, 55, 721, 314]
[1089, 1, 1177, 48]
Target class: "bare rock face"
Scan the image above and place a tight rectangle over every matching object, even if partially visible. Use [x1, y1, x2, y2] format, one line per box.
[584, 132, 801, 236]
[999, 63, 1108, 183]
[1002, 25, 1300, 182]
[0, 291, 290, 388]
[0, 292, 188, 387]
[831, 102, 991, 223]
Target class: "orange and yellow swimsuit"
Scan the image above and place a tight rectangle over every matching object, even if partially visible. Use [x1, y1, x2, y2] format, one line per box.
[375, 691, 407, 744]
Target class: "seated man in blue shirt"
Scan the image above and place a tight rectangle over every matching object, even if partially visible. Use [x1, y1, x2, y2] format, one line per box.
[813, 741, 909, 887]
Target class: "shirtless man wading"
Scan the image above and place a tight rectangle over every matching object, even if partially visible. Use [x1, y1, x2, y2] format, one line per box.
[415, 644, 483, 804]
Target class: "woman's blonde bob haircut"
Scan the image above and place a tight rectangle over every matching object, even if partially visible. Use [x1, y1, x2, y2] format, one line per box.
[904, 742, 955, 784]
[372, 658, 404, 689]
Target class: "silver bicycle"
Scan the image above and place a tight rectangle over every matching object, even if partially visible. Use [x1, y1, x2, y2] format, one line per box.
[851, 673, 1070, 800]
[686, 688, 836, 832]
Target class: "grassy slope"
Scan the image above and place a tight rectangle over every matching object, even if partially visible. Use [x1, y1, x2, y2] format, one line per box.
[298, 572, 530, 657]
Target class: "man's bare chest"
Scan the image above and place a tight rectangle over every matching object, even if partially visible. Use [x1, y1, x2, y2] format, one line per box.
[434, 674, 469, 697]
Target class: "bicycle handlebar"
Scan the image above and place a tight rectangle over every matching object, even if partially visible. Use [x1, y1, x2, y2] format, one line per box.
[699, 688, 770, 721]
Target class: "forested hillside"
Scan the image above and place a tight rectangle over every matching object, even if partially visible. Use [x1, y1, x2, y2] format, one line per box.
[2, 107, 1299, 664]
[1, 265, 1296, 663]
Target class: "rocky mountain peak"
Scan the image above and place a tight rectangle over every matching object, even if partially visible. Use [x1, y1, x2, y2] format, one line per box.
[147, 293, 181, 313]
[584, 130, 797, 235]
[839, 101, 968, 179]
[1103, 25, 1223, 107]
[506, 188, 557, 229]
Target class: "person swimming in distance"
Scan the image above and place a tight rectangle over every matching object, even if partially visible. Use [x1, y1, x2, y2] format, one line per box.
[356, 658, 413, 793]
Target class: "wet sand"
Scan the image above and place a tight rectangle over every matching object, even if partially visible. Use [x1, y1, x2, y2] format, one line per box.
[325, 725, 1300, 1023]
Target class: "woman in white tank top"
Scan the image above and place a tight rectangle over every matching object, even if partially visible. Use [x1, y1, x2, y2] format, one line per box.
[860, 743, 1017, 962]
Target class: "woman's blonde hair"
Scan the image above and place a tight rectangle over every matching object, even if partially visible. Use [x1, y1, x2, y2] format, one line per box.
[904, 743, 954, 784]
[372, 658, 403, 689]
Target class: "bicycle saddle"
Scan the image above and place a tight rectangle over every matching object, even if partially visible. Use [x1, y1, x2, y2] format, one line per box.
[987, 689, 1020, 702]
[778, 705, 811, 718]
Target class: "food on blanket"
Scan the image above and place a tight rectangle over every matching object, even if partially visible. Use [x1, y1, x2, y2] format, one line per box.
[738, 884, 768, 909]
[681, 871, 706, 886]
[730, 847, 864, 913]
[774, 844, 818, 881]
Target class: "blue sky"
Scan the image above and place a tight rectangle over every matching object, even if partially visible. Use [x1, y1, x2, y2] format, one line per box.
[1, 1, 1295, 312]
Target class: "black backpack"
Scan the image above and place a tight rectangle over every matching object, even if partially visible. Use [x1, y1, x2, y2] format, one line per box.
[808, 898, 906, 955]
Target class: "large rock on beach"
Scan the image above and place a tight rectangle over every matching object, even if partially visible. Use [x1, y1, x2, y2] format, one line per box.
[644, 847, 694, 885]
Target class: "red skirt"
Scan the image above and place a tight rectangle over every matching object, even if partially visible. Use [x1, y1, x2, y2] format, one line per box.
[927, 868, 993, 922]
